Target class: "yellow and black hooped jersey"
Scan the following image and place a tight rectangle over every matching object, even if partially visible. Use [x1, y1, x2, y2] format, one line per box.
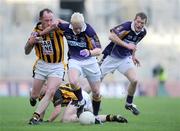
[32, 22, 64, 63]
[52, 83, 78, 107]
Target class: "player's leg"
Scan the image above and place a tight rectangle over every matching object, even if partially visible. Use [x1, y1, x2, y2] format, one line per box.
[39, 110, 46, 122]
[29, 77, 62, 124]
[79, 77, 91, 94]
[98, 114, 128, 123]
[120, 57, 140, 115]
[30, 79, 45, 106]
[84, 62, 102, 116]
[68, 59, 85, 117]
[124, 68, 140, 115]
[100, 55, 119, 81]
[88, 81, 101, 116]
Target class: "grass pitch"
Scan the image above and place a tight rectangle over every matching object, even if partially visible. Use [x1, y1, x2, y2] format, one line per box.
[0, 96, 180, 131]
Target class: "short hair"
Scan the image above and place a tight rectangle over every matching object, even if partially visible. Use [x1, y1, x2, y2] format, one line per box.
[135, 12, 147, 23]
[39, 8, 53, 19]
[70, 12, 85, 25]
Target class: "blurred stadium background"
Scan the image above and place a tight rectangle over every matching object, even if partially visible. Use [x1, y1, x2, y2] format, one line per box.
[0, 0, 180, 97]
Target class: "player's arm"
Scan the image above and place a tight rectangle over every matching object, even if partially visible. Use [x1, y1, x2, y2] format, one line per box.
[90, 48, 102, 56]
[89, 35, 102, 56]
[24, 32, 38, 55]
[80, 24, 102, 57]
[132, 49, 140, 67]
[109, 32, 136, 50]
[57, 18, 69, 24]
[48, 104, 62, 122]
[80, 41, 102, 57]
[39, 18, 67, 36]
[39, 25, 56, 36]
[47, 89, 63, 122]
[89, 27, 102, 56]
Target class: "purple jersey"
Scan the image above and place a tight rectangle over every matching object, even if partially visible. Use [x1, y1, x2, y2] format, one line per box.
[58, 23, 101, 60]
[106, 21, 146, 58]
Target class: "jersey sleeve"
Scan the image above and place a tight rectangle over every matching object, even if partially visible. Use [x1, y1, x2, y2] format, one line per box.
[52, 89, 63, 107]
[85, 24, 101, 49]
[110, 22, 130, 39]
[58, 23, 69, 31]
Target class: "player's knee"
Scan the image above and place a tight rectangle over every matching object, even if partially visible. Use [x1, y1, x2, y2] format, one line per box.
[92, 89, 100, 96]
[131, 79, 138, 87]
[92, 94, 101, 101]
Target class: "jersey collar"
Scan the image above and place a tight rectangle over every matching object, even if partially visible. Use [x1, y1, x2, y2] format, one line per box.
[131, 21, 145, 35]
[69, 23, 87, 35]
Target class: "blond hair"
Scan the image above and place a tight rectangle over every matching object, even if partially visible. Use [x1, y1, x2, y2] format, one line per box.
[70, 12, 85, 25]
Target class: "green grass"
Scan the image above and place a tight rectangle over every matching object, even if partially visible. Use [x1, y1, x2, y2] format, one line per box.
[0, 97, 180, 131]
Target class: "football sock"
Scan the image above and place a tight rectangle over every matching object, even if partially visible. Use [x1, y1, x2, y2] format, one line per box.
[92, 98, 101, 116]
[35, 93, 52, 116]
[33, 112, 40, 120]
[126, 95, 133, 104]
[106, 114, 117, 121]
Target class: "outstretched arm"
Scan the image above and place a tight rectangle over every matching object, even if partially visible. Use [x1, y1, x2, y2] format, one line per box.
[48, 105, 62, 122]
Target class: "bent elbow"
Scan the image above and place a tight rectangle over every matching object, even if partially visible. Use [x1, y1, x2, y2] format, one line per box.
[24, 49, 30, 55]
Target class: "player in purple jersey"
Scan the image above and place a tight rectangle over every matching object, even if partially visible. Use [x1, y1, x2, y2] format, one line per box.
[39, 12, 102, 119]
[100, 12, 147, 115]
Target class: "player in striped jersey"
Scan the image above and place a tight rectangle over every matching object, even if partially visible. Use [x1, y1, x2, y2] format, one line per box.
[38, 83, 128, 124]
[25, 8, 67, 125]
[100, 12, 147, 116]
[39, 12, 102, 118]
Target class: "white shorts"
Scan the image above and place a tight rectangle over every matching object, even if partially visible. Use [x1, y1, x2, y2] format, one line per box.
[100, 55, 135, 77]
[33, 60, 65, 80]
[68, 57, 101, 82]
[82, 90, 93, 112]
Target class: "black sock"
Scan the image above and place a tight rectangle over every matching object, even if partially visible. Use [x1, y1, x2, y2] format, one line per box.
[92, 100, 101, 116]
[126, 95, 133, 104]
[106, 114, 116, 121]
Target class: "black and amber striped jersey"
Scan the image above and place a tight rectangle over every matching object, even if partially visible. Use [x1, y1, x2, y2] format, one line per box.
[53, 84, 77, 107]
[39, 83, 78, 107]
[32, 22, 64, 63]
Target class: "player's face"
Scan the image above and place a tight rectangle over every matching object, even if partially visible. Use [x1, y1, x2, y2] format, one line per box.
[71, 22, 83, 34]
[41, 11, 54, 29]
[134, 16, 146, 32]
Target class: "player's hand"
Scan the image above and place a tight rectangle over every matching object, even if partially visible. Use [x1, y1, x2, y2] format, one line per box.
[31, 31, 39, 37]
[35, 37, 43, 43]
[80, 49, 91, 57]
[28, 32, 41, 45]
[132, 57, 141, 67]
[51, 19, 61, 29]
[28, 36, 37, 46]
[127, 43, 136, 50]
